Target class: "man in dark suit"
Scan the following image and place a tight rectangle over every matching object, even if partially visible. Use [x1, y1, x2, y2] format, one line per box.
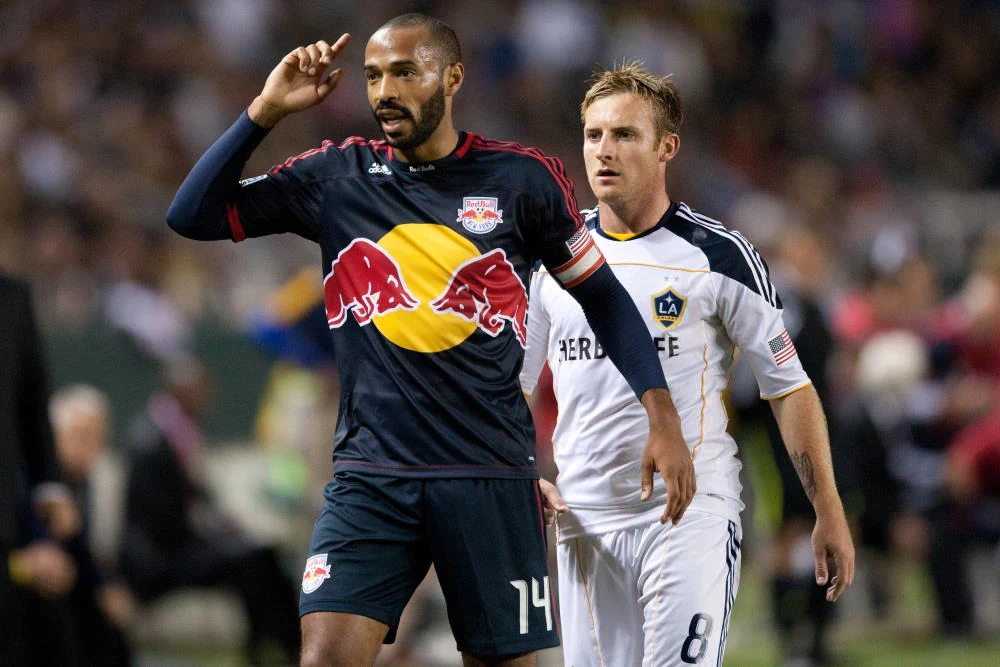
[120, 358, 299, 665]
[0, 273, 81, 665]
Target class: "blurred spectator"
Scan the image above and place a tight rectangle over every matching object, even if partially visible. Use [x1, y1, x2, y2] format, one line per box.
[940, 233, 1000, 381]
[51, 384, 133, 666]
[119, 358, 299, 665]
[730, 221, 841, 665]
[0, 272, 81, 665]
[929, 235, 1000, 636]
[941, 404, 1000, 632]
[948, 408, 1000, 504]
[104, 227, 194, 364]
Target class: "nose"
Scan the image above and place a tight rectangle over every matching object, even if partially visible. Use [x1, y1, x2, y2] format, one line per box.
[374, 77, 398, 104]
[595, 133, 614, 162]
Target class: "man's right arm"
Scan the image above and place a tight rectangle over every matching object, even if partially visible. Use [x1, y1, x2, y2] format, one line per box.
[165, 113, 273, 241]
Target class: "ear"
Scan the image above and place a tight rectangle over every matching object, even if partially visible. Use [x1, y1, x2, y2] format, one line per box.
[444, 62, 464, 97]
[658, 133, 680, 164]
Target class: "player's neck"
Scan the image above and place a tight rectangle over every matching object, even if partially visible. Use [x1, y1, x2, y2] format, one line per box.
[393, 124, 460, 164]
[598, 193, 672, 236]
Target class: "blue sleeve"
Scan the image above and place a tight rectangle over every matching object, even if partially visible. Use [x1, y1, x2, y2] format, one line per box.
[166, 111, 323, 243]
[566, 262, 668, 398]
[166, 112, 271, 241]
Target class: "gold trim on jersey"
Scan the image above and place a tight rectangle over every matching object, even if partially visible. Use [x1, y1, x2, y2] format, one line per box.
[763, 380, 814, 401]
[691, 344, 710, 462]
[573, 539, 608, 667]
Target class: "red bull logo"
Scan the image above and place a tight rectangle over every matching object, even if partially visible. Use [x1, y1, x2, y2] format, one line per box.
[324, 239, 419, 327]
[322, 226, 529, 352]
[430, 249, 528, 347]
[457, 196, 503, 234]
[302, 554, 332, 594]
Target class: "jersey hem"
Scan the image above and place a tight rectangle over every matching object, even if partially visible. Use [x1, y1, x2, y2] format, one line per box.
[333, 461, 540, 480]
[556, 492, 742, 541]
[761, 379, 813, 400]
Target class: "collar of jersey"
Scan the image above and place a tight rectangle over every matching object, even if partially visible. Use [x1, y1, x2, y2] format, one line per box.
[594, 201, 679, 242]
[388, 131, 472, 170]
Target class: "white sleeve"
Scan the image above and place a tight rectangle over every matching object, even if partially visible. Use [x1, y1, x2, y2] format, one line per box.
[520, 271, 551, 396]
[715, 273, 811, 399]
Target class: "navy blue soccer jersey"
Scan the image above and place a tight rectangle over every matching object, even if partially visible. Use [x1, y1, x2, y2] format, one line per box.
[225, 126, 605, 479]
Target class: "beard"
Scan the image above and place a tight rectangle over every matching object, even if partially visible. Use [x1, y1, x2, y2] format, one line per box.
[372, 84, 446, 152]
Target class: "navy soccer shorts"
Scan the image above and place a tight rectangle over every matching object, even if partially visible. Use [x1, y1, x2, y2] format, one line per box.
[299, 471, 558, 656]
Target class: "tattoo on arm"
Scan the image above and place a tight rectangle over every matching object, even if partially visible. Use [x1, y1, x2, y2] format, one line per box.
[791, 451, 817, 502]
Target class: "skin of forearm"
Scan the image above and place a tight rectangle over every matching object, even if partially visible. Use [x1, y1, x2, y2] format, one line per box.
[248, 96, 288, 128]
[770, 385, 842, 515]
[640, 387, 679, 430]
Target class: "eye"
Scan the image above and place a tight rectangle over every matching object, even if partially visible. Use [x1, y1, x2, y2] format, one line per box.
[398, 69, 416, 78]
[585, 131, 601, 141]
[365, 71, 379, 82]
[617, 130, 634, 139]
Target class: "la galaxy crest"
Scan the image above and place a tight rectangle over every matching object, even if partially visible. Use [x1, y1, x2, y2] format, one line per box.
[652, 286, 686, 331]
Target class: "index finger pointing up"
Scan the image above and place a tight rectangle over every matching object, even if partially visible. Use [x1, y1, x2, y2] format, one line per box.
[330, 33, 351, 58]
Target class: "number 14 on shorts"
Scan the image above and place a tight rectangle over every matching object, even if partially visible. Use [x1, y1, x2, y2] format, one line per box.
[510, 577, 552, 634]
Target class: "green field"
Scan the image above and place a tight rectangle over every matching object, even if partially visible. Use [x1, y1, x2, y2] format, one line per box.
[139, 560, 1000, 666]
[724, 560, 1000, 667]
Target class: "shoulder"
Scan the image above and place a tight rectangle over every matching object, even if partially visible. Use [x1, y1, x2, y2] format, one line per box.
[667, 202, 779, 306]
[267, 136, 389, 177]
[465, 133, 572, 182]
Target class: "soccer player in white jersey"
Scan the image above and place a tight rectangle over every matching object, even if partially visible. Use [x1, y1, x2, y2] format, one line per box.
[520, 64, 855, 666]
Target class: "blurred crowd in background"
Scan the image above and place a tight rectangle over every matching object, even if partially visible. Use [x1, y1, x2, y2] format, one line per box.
[1, 0, 998, 665]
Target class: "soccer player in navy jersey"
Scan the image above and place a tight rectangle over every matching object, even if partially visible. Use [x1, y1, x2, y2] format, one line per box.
[167, 14, 693, 667]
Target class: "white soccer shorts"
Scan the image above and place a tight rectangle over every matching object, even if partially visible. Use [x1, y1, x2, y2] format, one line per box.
[557, 510, 742, 667]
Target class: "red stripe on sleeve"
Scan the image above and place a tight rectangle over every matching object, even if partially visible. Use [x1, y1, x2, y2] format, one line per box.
[225, 201, 246, 242]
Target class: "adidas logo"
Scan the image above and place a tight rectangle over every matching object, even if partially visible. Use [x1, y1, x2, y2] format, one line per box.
[368, 162, 391, 175]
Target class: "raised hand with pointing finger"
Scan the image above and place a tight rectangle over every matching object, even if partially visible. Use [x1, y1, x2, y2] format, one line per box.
[249, 33, 351, 128]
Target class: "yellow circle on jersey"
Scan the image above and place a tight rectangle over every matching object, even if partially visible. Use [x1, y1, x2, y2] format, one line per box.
[373, 224, 478, 352]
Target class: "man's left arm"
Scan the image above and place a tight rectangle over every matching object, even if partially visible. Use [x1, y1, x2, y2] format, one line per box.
[713, 252, 855, 602]
[770, 384, 855, 602]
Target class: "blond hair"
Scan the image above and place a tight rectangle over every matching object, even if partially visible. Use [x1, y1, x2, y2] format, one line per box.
[581, 61, 683, 138]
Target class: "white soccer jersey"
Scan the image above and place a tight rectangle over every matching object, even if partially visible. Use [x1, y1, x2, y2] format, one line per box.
[521, 202, 811, 539]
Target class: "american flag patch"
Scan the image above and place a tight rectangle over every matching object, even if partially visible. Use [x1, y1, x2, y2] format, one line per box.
[768, 329, 797, 366]
[551, 227, 604, 288]
[565, 227, 590, 256]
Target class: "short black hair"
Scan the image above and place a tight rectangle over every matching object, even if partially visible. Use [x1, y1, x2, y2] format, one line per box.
[377, 13, 461, 66]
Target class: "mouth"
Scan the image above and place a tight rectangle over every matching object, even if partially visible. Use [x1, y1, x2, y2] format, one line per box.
[595, 167, 619, 181]
[377, 111, 412, 134]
